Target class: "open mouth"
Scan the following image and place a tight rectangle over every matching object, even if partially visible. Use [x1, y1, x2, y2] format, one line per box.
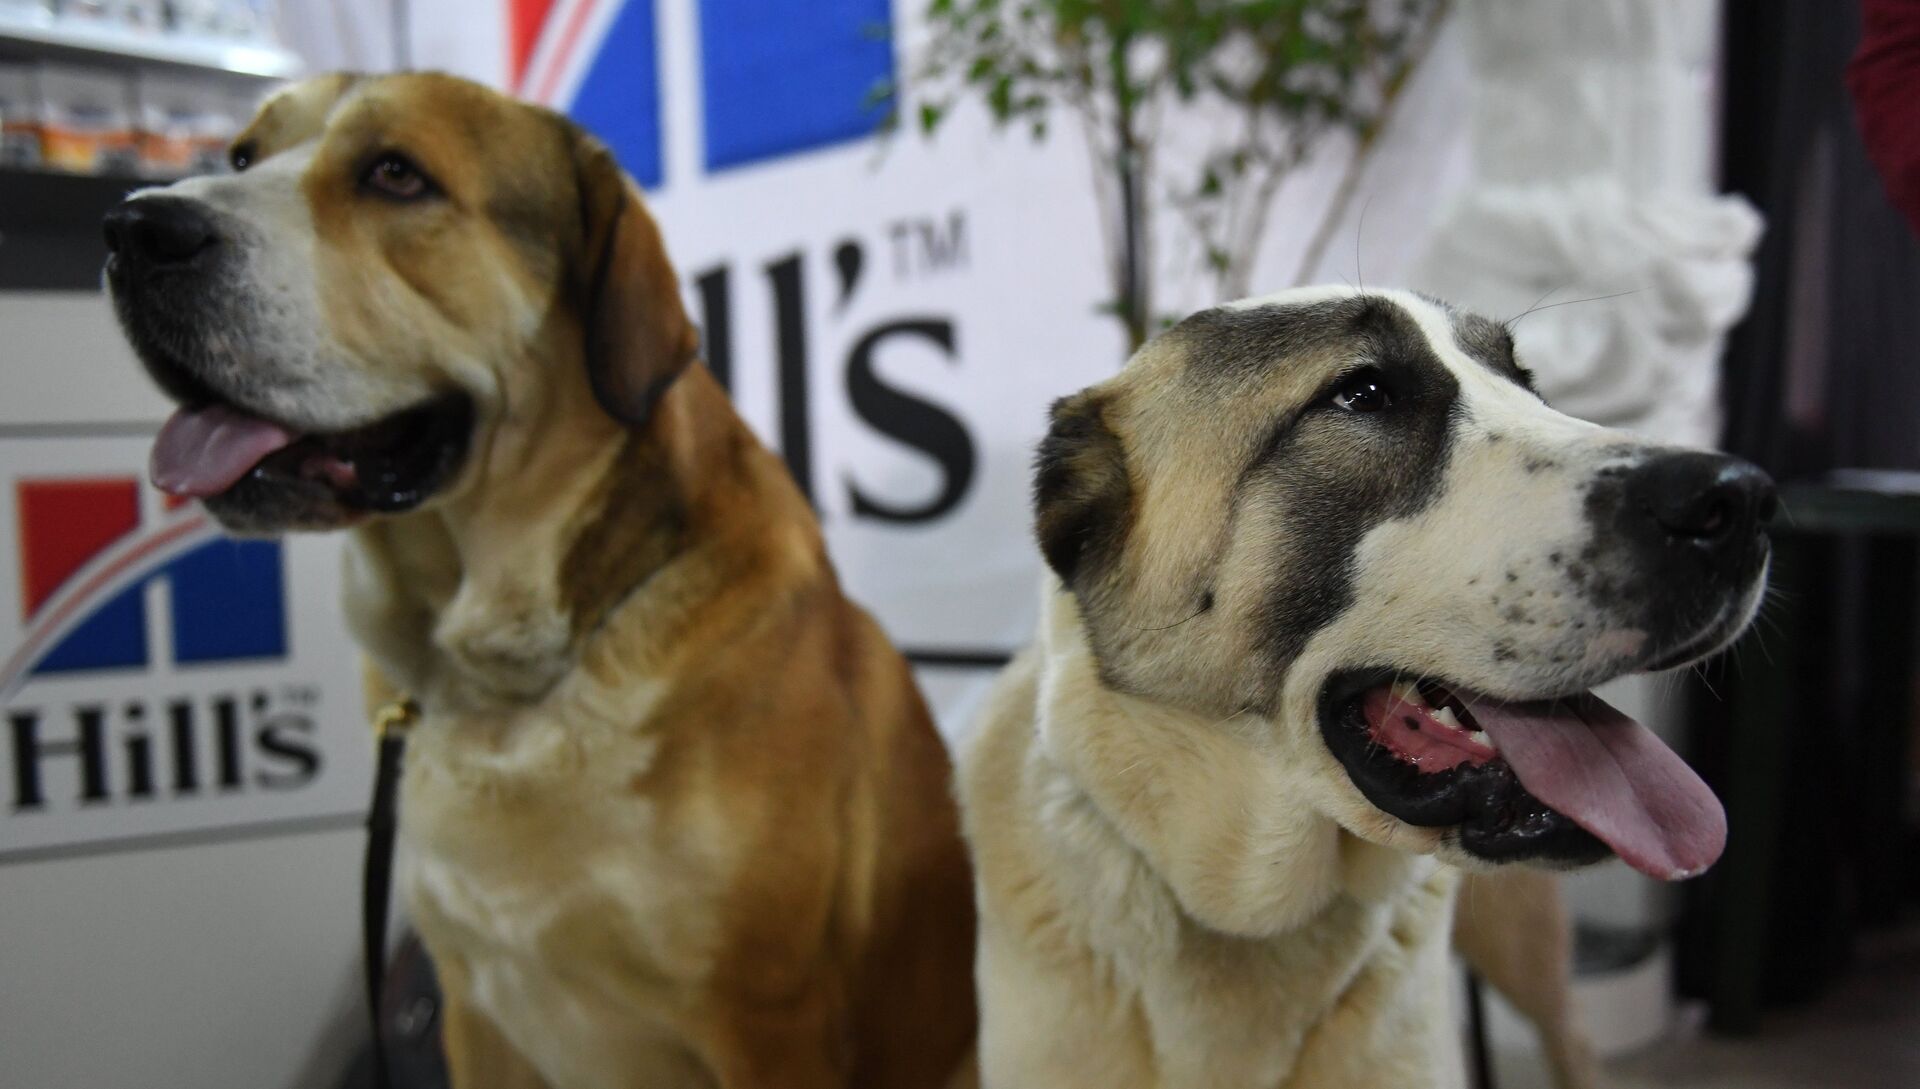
[1318, 671, 1728, 880]
[149, 393, 474, 515]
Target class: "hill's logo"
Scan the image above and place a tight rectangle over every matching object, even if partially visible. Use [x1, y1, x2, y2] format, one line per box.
[2, 477, 321, 825]
[3, 479, 282, 693]
[511, 0, 894, 185]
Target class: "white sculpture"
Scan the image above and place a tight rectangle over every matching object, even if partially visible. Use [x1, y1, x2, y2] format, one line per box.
[1409, 0, 1760, 447]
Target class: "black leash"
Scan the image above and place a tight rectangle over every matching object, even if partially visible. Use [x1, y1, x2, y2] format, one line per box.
[1466, 970, 1498, 1089]
[363, 698, 419, 1089]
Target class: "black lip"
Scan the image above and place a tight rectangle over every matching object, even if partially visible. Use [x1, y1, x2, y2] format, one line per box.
[198, 393, 475, 533]
[1316, 668, 1609, 867]
[247, 393, 473, 511]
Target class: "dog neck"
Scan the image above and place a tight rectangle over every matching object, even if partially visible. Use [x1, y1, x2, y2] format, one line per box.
[1031, 581, 1434, 939]
[343, 363, 820, 714]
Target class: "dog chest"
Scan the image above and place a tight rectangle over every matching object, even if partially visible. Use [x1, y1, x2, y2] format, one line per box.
[399, 812, 728, 1087]
[396, 710, 731, 1080]
[425, 923, 717, 1089]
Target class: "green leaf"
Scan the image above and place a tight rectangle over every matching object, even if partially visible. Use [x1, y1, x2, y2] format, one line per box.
[988, 72, 1014, 119]
[863, 77, 897, 110]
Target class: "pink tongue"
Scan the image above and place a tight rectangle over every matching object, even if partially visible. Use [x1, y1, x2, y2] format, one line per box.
[151, 405, 297, 498]
[1472, 693, 1727, 880]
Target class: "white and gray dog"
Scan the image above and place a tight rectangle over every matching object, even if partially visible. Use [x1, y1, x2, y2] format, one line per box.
[961, 286, 1773, 1088]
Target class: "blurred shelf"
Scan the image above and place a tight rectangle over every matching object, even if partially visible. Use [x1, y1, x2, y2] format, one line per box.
[1777, 477, 1920, 535]
[1, 163, 141, 226]
[0, 9, 299, 80]
[0, 165, 143, 290]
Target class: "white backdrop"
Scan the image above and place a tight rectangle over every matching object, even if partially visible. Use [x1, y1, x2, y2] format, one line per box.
[0, 3, 1475, 1086]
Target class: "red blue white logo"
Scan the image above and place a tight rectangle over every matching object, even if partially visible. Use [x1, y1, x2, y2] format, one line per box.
[509, 0, 895, 187]
[0, 478, 287, 699]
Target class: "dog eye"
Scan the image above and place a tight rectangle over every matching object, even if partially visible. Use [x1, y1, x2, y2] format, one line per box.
[1330, 371, 1393, 413]
[230, 142, 256, 172]
[362, 153, 434, 200]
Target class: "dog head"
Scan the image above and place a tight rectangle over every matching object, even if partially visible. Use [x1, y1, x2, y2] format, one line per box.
[104, 71, 696, 534]
[1036, 287, 1772, 879]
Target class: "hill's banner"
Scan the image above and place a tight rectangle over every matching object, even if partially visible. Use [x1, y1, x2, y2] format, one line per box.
[0, 430, 374, 863]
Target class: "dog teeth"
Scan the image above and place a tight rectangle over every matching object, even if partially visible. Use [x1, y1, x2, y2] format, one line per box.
[1431, 705, 1463, 731]
[1390, 680, 1428, 707]
[1469, 730, 1494, 749]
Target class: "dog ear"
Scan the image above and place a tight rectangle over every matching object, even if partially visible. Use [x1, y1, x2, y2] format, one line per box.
[572, 134, 699, 428]
[1033, 391, 1132, 585]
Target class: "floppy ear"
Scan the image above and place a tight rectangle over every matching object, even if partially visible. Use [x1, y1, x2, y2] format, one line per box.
[1033, 391, 1132, 585]
[572, 134, 699, 427]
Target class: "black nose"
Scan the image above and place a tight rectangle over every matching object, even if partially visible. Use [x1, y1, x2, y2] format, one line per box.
[103, 197, 218, 267]
[1629, 452, 1776, 548]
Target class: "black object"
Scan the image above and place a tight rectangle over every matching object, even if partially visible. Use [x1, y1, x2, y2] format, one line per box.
[1466, 972, 1498, 1089]
[1719, 0, 1920, 477]
[1681, 482, 1920, 1033]
[363, 705, 414, 1089]
[1685, 0, 1920, 1033]
[338, 934, 451, 1089]
[0, 167, 139, 290]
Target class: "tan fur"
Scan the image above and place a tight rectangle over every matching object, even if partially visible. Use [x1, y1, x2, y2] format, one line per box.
[205, 73, 976, 1088]
[437, 977, 556, 1089]
[1455, 872, 1600, 1089]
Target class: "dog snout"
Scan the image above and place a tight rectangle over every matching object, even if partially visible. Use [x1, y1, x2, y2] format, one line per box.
[104, 197, 219, 268]
[1628, 452, 1776, 552]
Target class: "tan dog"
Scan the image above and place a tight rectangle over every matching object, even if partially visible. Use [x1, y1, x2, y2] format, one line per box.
[104, 72, 975, 1089]
[1456, 871, 1600, 1089]
[961, 287, 1772, 1088]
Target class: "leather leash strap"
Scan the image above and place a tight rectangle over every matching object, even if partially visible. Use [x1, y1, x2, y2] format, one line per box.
[364, 697, 419, 1089]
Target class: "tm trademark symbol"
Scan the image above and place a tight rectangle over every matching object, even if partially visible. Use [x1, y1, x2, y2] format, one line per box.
[280, 684, 321, 707]
[887, 210, 968, 280]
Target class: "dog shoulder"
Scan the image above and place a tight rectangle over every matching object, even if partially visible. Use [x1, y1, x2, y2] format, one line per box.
[960, 649, 1165, 1087]
[957, 646, 1042, 823]
[960, 645, 1184, 960]
[956, 647, 1049, 924]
